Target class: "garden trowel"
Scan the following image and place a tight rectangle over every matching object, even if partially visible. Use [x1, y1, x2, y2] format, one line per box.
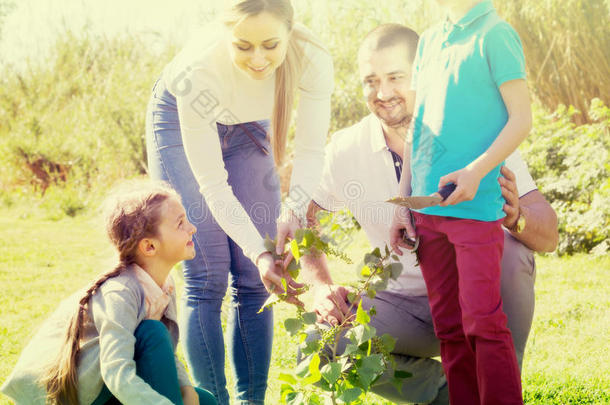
[386, 183, 457, 210]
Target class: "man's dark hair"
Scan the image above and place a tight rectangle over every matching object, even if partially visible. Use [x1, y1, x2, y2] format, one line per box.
[359, 23, 420, 63]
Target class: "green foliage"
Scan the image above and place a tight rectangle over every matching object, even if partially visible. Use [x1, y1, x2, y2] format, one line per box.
[0, 31, 176, 217]
[521, 99, 609, 255]
[497, 0, 610, 124]
[260, 229, 408, 404]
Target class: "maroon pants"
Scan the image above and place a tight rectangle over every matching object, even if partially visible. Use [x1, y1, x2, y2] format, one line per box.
[413, 212, 523, 405]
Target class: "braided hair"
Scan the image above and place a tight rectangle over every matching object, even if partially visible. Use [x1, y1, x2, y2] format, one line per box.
[41, 180, 178, 404]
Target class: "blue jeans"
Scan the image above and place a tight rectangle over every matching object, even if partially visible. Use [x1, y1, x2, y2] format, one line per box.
[92, 320, 217, 405]
[146, 78, 279, 405]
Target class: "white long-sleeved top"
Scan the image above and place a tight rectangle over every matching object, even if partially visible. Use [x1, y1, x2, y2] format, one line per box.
[162, 23, 334, 263]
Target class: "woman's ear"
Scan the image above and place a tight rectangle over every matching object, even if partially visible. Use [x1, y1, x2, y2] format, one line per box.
[137, 238, 158, 257]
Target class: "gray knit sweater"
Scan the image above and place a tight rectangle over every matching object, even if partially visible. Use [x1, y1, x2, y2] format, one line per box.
[1, 266, 191, 404]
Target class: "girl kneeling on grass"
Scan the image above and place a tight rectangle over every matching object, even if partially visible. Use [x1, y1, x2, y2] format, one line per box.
[1, 181, 217, 405]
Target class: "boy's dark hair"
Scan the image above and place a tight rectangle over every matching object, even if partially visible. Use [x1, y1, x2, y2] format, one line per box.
[359, 23, 420, 63]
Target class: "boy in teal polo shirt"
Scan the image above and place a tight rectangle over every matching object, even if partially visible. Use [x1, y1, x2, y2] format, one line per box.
[400, 1, 532, 404]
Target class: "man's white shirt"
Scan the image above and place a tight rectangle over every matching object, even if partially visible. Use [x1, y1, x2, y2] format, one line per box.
[312, 113, 537, 296]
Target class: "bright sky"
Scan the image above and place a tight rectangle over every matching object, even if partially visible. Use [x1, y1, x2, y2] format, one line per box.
[0, 0, 224, 67]
[0, 0, 431, 69]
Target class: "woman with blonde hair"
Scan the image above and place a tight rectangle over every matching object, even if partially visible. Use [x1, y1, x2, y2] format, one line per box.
[145, 0, 334, 403]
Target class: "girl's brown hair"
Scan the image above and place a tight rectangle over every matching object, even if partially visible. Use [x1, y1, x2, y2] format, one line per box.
[40, 181, 178, 404]
[223, 0, 327, 166]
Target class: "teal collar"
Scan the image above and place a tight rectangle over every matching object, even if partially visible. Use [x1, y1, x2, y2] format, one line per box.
[444, 0, 495, 32]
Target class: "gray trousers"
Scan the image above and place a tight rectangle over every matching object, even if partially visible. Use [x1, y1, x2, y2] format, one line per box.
[303, 231, 535, 404]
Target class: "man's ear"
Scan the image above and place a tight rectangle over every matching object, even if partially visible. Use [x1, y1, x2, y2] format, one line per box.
[137, 238, 157, 257]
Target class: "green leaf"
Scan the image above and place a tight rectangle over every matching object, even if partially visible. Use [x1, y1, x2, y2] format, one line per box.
[372, 247, 382, 258]
[366, 288, 376, 299]
[391, 254, 399, 261]
[380, 333, 396, 352]
[343, 343, 360, 356]
[302, 311, 317, 325]
[258, 294, 280, 313]
[290, 239, 301, 263]
[394, 369, 413, 379]
[360, 265, 372, 277]
[364, 253, 379, 266]
[357, 366, 376, 389]
[280, 383, 295, 403]
[361, 354, 385, 373]
[338, 387, 362, 403]
[263, 234, 276, 253]
[385, 263, 403, 280]
[370, 276, 388, 291]
[295, 354, 312, 377]
[278, 373, 297, 385]
[300, 338, 320, 356]
[385, 245, 391, 257]
[286, 391, 306, 405]
[284, 318, 303, 335]
[320, 362, 341, 385]
[294, 228, 305, 243]
[358, 354, 385, 388]
[391, 369, 413, 394]
[347, 291, 357, 303]
[356, 300, 370, 324]
[346, 324, 376, 345]
[302, 229, 315, 248]
[302, 353, 322, 385]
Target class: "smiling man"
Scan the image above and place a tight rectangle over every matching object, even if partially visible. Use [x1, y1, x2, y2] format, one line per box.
[298, 24, 558, 404]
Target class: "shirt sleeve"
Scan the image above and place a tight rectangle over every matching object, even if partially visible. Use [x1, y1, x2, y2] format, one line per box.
[284, 40, 334, 221]
[174, 69, 267, 263]
[312, 139, 346, 212]
[485, 21, 527, 87]
[504, 149, 537, 197]
[91, 285, 173, 405]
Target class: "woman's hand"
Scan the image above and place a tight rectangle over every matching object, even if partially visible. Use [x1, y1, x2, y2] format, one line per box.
[181, 385, 199, 405]
[275, 210, 301, 255]
[438, 165, 484, 206]
[256, 252, 304, 306]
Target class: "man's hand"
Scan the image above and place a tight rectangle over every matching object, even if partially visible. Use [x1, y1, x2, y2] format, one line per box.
[390, 206, 416, 256]
[499, 165, 520, 229]
[312, 284, 356, 326]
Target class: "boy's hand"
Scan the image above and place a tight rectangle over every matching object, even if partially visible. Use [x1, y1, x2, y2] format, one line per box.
[439, 166, 484, 206]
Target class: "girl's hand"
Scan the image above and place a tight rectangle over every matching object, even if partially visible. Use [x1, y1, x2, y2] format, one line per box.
[256, 252, 304, 306]
[438, 166, 484, 206]
[181, 385, 199, 405]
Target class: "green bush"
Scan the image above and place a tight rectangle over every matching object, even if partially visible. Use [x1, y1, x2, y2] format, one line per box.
[521, 99, 609, 255]
[0, 32, 176, 217]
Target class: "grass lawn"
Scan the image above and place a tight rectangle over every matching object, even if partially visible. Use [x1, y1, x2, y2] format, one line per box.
[0, 208, 608, 404]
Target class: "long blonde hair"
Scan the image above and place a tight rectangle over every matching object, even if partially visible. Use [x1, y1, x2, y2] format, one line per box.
[40, 181, 178, 404]
[223, 0, 326, 166]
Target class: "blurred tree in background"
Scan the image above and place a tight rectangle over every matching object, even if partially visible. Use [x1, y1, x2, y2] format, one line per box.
[0, 0, 607, 254]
